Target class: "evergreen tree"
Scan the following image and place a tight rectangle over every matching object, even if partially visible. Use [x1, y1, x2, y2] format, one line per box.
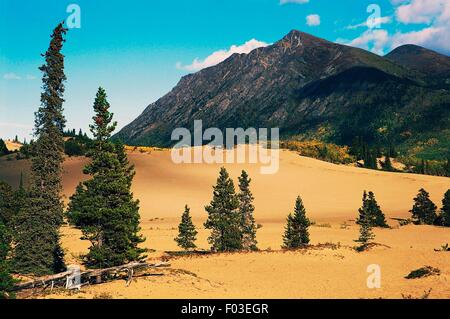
[0, 139, 9, 156]
[175, 205, 198, 250]
[0, 182, 14, 226]
[382, 154, 394, 171]
[13, 23, 68, 275]
[0, 221, 15, 299]
[282, 196, 310, 248]
[440, 190, 450, 227]
[282, 214, 294, 249]
[357, 191, 388, 227]
[410, 188, 438, 225]
[355, 205, 375, 251]
[204, 167, 241, 252]
[238, 170, 257, 250]
[67, 88, 145, 268]
[445, 158, 450, 177]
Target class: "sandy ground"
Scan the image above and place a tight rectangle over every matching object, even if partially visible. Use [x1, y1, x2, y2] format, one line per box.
[1, 147, 449, 299]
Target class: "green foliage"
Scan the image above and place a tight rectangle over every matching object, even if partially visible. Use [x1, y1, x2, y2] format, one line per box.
[175, 205, 198, 250]
[0, 221, 16, 299]
[204, 167, 242, 252]
[67, 88, 146, 268]
[410, 188, 438, 225]
[357, 191, 388, 228]
[238, 170, 257, 251]
[13, 23, 68, 275]
[283, 196, 310, 248]
[280, 140, 354, 164]
[355, 197, 375, 251]
[0, 139, 10, 156]
[440, 190, 450, 227]
[0, 181, 14, 226]
[381, 154, 394, 171]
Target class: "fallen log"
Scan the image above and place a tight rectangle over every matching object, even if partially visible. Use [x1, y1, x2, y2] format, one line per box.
[14, 261, 170, 291]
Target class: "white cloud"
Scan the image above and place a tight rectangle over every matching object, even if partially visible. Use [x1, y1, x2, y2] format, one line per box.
[391, 0, 450, 53]
[395, 0, 446, 24]
[306, 14, 321, 26]
[280, 0, 309, 4]
[26, 74, 37, 80]
[340, 29, 390, 55]
[346, 16, 392, 30]
[3, 73, 21, 80]
[340, 0, 450, 55]
[176, 39, 269, 72]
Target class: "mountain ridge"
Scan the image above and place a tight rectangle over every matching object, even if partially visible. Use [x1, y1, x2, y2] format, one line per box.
[114, 30, 450, 159]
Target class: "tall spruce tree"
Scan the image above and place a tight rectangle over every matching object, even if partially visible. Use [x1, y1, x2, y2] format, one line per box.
[282, 196, 310, 248]
[440, 190, 450, 227]
[410, 188, 438, 225]
[175, 205, 198, 250]
[0, 221, 15, 299]
[238, 170, 257, 250]
[67, 88, 145, 268]
[357, 191, 388, 227]
[13, 23, 67, 275]
[204, 167, 241, 252]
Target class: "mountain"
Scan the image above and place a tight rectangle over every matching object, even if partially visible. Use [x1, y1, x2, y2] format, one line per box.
[386, 44, 450, 80]
[114, 31, 450, 159]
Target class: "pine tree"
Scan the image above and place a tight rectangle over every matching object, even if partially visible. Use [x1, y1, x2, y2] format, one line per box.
[0, 182, 14, 226]
[0, 221, 15, 299]
[357, 191, 388, 227]
[0, 139, 9, 156]
[13, 23, 68, 275]
[175, 205, 198, 250]
[282, 214, 294, 249]
[282, 196, 310, 248]
[355, 206, 375, 251]
[382, 154, 394, 171]
[67, 87, 145, 268]
[204, 167, 241, 252]
[238, 170, 257, 250]
[410, 188, 438, 225]
[440, 190, 450, 227]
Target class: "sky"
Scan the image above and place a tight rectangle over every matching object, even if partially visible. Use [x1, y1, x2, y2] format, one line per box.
[1, 0, 449, 141]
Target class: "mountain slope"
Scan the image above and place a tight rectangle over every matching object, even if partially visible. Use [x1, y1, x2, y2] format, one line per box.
[114, 31, 450, 158]
[386, 44, 450, 80]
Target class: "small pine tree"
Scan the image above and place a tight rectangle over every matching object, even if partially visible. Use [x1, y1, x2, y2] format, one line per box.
[0, 221, 15, 299]
[441, 190, 450, 227]
[238, 170, 257, 250]
[175, 205, 198, 250]
[67, 88, 146, 268]
[282, 196, 310, 248]
[355, 207, 375, 251]
[357, 191, 388, 227]
[0, 139, 9, 156]
[382, 154, 394, 172]
[410, 188, 438, 225]
[282, 214, 294, 249]
[204, 167, 241, 252]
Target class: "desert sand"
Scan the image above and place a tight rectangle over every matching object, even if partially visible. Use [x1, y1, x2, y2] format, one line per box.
[1, 147, 449, 299]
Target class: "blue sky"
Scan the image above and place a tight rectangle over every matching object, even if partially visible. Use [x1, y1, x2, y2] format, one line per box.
[1, 0, 449, 141]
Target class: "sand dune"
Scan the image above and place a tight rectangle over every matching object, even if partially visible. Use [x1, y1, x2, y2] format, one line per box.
[1, 147, 448, 222]
[1, 147, 450, 299]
